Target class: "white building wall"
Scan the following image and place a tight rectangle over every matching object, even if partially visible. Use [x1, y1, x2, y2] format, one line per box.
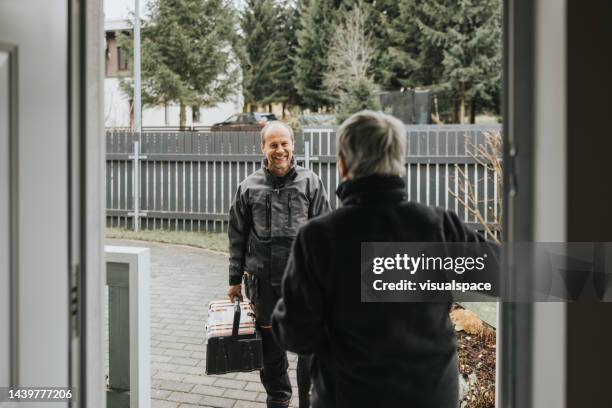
[104, 77, 244, 128]
[142, 95, 244, 127]
[104, 78, 131, 127]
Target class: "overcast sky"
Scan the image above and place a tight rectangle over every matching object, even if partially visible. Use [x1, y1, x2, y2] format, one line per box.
[103, 0, 247, 21]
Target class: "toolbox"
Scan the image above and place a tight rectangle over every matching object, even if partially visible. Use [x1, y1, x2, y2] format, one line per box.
[205, 298, 263, 375]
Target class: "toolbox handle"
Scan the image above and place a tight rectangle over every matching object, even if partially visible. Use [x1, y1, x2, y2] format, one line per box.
[232, 296, 241, 337]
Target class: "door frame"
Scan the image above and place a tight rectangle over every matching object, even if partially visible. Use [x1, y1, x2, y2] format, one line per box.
[75, 0, 571, 407]
[501, 1, 567, 408]
[70, 0, 105, 406]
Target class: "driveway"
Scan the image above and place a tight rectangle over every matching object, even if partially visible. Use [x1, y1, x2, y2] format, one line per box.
[107, 239, 301, 408]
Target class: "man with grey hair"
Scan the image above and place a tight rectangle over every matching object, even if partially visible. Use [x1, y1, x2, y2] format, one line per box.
[228, 121, 331, 407]
[271, 111, 484, 407]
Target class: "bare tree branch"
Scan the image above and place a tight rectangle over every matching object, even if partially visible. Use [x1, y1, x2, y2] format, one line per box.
[448, 132, 503, 242]
[324, 1, 375, 96]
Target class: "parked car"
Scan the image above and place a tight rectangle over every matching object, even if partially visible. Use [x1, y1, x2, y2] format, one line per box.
[210, 112, 278, 131]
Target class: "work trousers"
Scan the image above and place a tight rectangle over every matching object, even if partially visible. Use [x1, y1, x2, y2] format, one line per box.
[245, 274, 311, 408]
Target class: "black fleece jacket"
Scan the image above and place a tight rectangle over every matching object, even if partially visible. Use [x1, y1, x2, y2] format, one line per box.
[271, 174, 484, 408]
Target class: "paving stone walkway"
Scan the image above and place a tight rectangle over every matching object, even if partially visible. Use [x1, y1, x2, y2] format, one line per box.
[108, 239, 302, 408]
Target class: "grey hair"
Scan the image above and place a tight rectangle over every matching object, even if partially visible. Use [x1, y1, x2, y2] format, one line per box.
[337, 110, 406, 179]
[260, 121, 295, 145]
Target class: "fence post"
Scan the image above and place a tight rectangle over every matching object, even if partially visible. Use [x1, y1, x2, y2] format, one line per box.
[303, 139, 319, 170]
[105, 246, 151, 408]
[128, 138, 147, 231]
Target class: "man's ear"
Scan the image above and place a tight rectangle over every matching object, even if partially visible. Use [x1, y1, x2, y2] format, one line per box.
[338, 157, 349, 181]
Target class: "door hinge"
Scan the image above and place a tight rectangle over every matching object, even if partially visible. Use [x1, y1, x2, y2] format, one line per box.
[70, 264, 80, 338]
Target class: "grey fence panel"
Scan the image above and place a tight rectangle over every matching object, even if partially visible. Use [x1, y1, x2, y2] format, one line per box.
[106, 125, 502, 234]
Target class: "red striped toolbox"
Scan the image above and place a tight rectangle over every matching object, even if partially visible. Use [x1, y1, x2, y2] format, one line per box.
[205, 298, 263, 375]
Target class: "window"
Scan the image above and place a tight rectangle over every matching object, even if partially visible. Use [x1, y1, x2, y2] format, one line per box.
[105, 45, 110, 76]
[225, 115, 238, 123]
[117, 46, 128, 71]
[254, 113, 278, 124]
[192, 106, 200, 123]
[239, 113, 255, 124]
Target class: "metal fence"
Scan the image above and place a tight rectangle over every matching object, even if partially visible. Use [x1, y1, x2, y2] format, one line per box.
[105, 125, 502, 233]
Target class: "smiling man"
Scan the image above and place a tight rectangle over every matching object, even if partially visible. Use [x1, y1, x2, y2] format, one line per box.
[227, 121, 331, 408]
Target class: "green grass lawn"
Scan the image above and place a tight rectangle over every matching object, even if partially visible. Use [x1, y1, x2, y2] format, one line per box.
[106, 227, 229, 253]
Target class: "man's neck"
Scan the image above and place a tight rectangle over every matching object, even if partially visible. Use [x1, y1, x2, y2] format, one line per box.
[268, 167, 290, 177]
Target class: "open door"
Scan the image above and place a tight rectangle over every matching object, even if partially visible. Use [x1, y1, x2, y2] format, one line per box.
[0, 1, 105, 407]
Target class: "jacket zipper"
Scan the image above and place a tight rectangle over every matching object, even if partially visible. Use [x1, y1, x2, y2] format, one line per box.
[287, 192, 292, 227]
[266, 193, 271, 232]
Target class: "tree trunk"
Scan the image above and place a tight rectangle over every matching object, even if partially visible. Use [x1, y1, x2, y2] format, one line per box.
[129, 99, 135, 130]
[431, 95, 441, 124]
[459, 94, 466, 124]
[282, 102, 286, 119]
[164, 102, 169, 126]
[451, 99, 457, 123]
[470, 100, 476, 124]
[179, 101, 186, 130]
[268, 103, 272, 113]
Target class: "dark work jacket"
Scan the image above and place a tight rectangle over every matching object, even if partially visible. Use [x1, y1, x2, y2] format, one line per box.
[271, 175, 484, 408]
[228, 160, 331, 286]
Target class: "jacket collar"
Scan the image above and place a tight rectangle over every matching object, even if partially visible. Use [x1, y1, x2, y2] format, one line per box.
[337, 174, 407, 206]
[262, 157, 298, 188]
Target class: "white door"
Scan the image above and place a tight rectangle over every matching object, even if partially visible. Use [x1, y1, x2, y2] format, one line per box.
[0, 1, 97, 406]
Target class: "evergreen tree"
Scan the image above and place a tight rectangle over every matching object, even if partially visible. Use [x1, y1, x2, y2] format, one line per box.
[118, 0, 239, 128]
[294, 0, 336, 110]
[431, 0, 501, 122]
[275, 1, 302, 115]
[240, 0, 285, 110]
[336, 78, 381, 123]
[378, 0, 501, 122]
[378, 0, 431, 90]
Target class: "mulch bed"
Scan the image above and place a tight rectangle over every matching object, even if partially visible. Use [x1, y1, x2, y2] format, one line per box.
[455, 308, 497, 408]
